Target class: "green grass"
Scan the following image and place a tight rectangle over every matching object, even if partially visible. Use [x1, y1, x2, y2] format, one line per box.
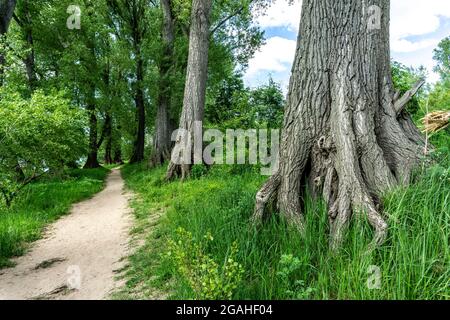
[119, 136, 449, 300]
[0, 167, 110, 268]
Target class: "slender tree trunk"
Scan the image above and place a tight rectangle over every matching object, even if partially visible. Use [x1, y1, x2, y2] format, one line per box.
[113, 141, 123, 165]
[151, 0, 174, 167]
[105, 137, 113, 164]
[24, 26, 36, 90]
[252, 0, 425, 251]
[19, 1, 37, 91]
[166, 0, 212, 180]
[0, 0, 15, 34]
[99, 61, 113, 165]
[83, 76, 100, 168]
[84, 101, 101, 169]
[0, 0, 16, 86]
[130, 53, 146, 163]
[104, 114, 113, 164]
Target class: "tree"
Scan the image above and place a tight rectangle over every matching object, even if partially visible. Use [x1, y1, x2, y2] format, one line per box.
[107, 0, 153, 164]
[0, 0, 17, 86]
[165, 0, 265, 179]
[13, 0, 38, 92]
[433, 36, 450, 82]
[151, 0, 175, 166]
[0, 90, 86, 207]
[166, 0, 213, 180]
[205, 72, 246, 125]
[205, 75, 284, 129]
[252, 0, 426, 250]
[249, 78, 284, 128]
[0, 0, 15, 34]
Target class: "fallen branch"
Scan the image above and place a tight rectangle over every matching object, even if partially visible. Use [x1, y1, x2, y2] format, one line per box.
[422, 111, 450, 134]
[394, 79, 426, 115]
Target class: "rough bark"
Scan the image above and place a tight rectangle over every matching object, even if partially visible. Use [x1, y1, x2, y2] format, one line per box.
[150, 0, 174, 167]
[129, 47, 146, 164]
[0, 0, 16, 86]
[252, 0, 425, 251]
[166, 0, 212, 180]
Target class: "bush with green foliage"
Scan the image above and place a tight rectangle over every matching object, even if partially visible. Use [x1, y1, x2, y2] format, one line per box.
[277, 254, 316, 300]
[206, 75, 285, 130]
[0, 89, 86, 206]
[167, 227, 244, 300]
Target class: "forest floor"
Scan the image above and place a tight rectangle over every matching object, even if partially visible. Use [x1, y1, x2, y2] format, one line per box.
[0, 169, 132, 300]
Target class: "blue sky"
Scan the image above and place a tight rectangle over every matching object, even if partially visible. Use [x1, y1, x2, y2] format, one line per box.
[244, 0, 450, 90]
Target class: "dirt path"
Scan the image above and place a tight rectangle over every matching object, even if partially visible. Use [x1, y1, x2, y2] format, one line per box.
[0, 169, 132, 300]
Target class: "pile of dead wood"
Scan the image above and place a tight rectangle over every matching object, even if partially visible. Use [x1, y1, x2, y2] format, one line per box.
[422, 111, 450, 134]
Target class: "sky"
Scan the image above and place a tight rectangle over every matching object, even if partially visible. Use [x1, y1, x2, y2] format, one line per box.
[244, 0, 450, 90]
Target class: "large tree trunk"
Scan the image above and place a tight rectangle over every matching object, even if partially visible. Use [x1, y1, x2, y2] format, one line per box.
[166, 0, 212, 180]
[129, 53, 146, 163]
[0, 0, 16, 86]
[150, 0, 174, 167]
[252, 0, 425, 250]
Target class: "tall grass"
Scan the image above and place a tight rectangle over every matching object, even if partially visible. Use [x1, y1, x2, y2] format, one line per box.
[0, 168, 109, 268]
[120, 137, 449, 300]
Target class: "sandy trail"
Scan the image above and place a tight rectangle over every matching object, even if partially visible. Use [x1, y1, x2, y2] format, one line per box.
[0, 169, 132, 300]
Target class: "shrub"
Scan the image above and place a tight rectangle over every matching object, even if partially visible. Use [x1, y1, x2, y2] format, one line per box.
[167, 228, 244, 300]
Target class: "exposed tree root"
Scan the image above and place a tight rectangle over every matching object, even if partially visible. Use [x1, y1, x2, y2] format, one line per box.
[149, 147, 171, 168]
[251, 0, 427, 251]
[166, 162, 191, 181]
[251, 81, 423, 251]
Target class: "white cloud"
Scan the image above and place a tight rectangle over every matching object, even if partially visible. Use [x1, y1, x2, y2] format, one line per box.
[390, 0, 450, 40]
[246, 0, 450, 86]
[245, 36, 297, 77]
[391, 38, 440, 53]
[390, 0, 450, 56]
[256, 0, 450, 41]
[256, 0, 302, 31]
